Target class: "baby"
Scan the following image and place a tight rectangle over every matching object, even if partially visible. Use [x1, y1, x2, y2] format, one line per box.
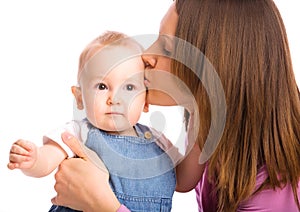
[8, 31, 179, 212]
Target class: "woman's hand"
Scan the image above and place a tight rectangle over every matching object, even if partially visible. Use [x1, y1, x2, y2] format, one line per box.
[51, 132, 121, 212]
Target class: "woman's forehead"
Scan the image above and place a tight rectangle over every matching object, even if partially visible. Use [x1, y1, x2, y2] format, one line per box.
[159, 2, 178, 36]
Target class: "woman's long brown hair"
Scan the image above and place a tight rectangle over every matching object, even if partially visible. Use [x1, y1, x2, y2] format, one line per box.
[174, 0, 300, 211]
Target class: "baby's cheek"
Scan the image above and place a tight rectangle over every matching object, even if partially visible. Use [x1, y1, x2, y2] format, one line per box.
[85, 108, 98, 125]
[127, 105, 143, 126]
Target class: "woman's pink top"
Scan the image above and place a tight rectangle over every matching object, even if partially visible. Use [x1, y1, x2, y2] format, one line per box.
[118, 165, 300, 212]
[196, 165, 300, 212]
[117, 204, 130, 212]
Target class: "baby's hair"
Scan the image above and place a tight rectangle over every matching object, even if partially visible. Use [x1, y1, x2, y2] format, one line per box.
[77, 31, 143, 82]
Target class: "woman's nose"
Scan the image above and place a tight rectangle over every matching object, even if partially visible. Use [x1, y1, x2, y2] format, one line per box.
[142, 43, 160, 69]
[142, 53, 157, 69]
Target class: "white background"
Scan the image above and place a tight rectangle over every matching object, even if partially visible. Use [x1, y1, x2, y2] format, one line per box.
[0, 1, 299, 211]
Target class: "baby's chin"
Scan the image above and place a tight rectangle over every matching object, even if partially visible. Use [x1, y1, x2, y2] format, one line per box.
[88, 118, 136, 136]
[99, 125, 137, 136]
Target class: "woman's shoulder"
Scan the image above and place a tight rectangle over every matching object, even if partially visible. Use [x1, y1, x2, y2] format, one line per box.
[238, 166, 300, 211]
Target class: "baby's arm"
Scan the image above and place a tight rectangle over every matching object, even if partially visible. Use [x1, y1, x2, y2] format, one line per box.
[8, 139, 67, 178]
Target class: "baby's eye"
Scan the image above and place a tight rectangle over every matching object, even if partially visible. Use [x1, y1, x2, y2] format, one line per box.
[98, 83, 108, 90]
[125, 84, 135, 91]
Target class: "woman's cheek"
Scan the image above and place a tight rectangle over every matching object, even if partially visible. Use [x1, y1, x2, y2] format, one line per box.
[157, 57, 172, 72]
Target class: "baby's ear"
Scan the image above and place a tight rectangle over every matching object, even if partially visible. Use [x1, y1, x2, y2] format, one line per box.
[143, 102, 149, 113]
[71, 86, 84, 110]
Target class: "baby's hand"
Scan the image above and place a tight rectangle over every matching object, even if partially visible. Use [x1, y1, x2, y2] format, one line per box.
[7, 139, 38, 170]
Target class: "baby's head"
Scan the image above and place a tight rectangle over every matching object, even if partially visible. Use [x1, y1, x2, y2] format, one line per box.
[72, 31, 148, 135]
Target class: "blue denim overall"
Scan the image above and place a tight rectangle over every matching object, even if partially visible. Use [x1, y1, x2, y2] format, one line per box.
[49, 123, 176, 212]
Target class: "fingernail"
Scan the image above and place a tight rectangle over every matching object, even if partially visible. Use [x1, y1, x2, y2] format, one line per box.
[62, 131, 72, 140]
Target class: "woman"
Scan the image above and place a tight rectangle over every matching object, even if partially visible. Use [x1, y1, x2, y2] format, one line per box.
[52, 0, 300, 211]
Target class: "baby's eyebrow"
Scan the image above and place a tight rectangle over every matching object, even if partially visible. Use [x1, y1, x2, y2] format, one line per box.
[124, 78, 141, 84]
[87, 72, 108, 80]
[94, 74, 106, 79]
[82, 75, 107, 85]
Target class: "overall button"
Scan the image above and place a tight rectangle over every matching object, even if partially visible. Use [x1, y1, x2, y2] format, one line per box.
[144, 131, 152, 139]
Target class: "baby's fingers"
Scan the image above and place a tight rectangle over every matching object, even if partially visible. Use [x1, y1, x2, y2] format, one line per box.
[10, 143, 31, 156]
[8, 140, 36, 170]
[7, 162, 20, 170]
[9, 152, 30, 164]
[8, 153, 35, 170]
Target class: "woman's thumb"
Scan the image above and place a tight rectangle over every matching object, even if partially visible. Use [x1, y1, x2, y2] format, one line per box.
[61, 131, 108, 173]
[61, 131, 87, 160]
